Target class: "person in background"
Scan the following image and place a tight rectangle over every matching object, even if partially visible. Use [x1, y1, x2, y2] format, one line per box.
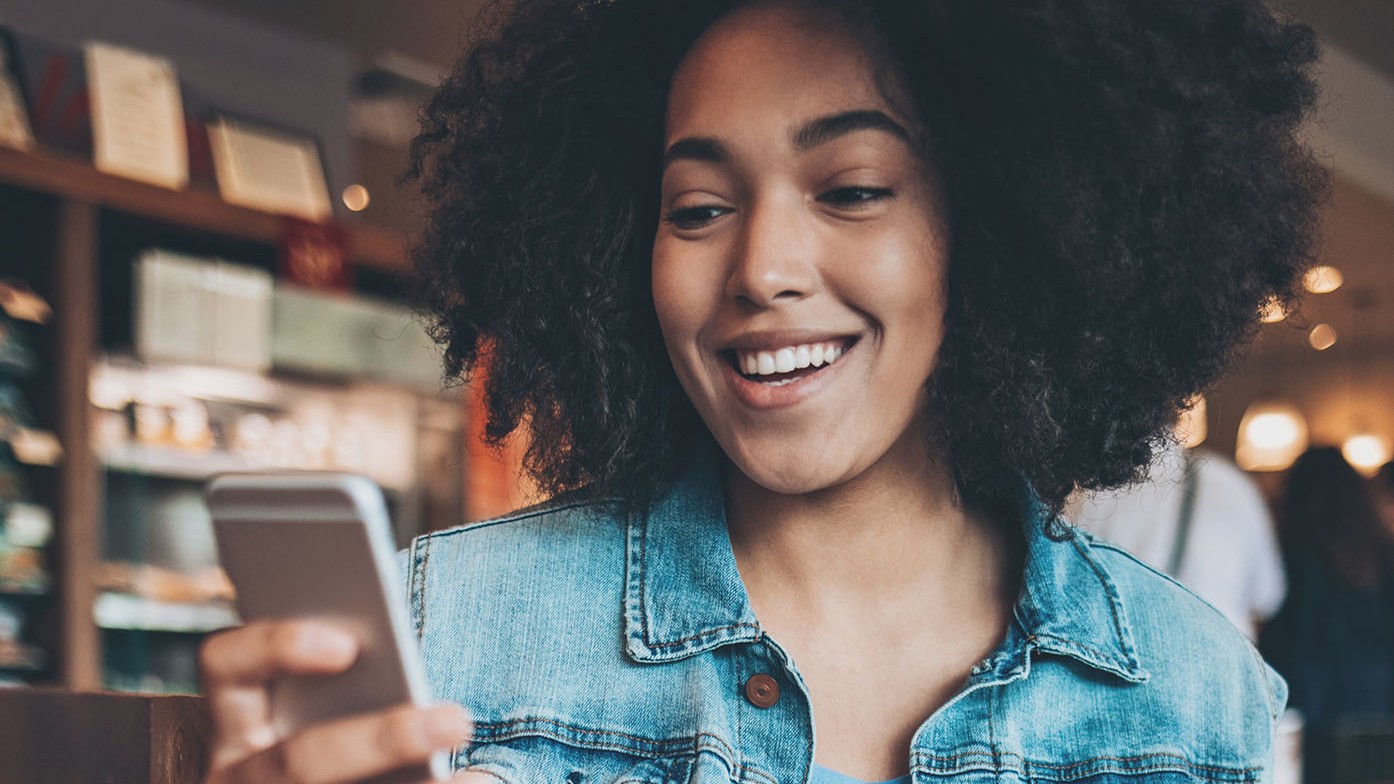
[1375, 462, 1394, 538]
[1070, 438, 1287, 640]
[1260, 447, 1394, 779]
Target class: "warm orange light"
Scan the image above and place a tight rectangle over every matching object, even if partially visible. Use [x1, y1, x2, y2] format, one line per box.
[1308, 323, 1337, 351]
[1236, 401, 1308, 472]
[341, 184, 371, 212]
[1303, 265, 1343, 294]
[1342, 434, 1392, 477]
[1259, 297, 1288, 324]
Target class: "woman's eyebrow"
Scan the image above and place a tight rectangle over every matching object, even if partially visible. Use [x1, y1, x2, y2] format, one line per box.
[661, 109, 910, 172]
[663, 137, 727, 171]
[792, 109, 911, 151]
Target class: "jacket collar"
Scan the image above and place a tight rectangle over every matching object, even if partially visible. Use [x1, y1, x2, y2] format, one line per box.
[1010, 486, 1150, 682]
[623, 448, 762, 662]
[622, 448, 1148, 683]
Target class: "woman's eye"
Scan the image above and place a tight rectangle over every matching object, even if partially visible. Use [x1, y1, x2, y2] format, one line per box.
[663, 205, 732, 230]
[818, 186, 894, 207]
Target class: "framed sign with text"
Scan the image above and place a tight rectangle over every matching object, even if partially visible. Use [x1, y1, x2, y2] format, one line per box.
[207, 116, 332, 222]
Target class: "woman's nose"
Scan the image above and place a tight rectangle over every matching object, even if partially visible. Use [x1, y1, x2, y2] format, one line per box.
[725, 199, 817, 307]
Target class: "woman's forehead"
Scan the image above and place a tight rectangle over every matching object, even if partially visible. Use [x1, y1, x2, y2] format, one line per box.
[665, 2, 897, 142]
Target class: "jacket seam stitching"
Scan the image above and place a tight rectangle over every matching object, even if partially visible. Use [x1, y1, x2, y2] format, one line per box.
[412, 534, 430, 643]
[1069, 535, 1142, 671]
[423, 498, 610, 541]
[737, 762, 779, 784]
[643, 623, 764, 650]
[471, 719, 738, 763]
[639, 511, 654, 648]
[915, 750, 1262, 776]
[734, 653, 746, 778]
[1031, 633, 1128, 666]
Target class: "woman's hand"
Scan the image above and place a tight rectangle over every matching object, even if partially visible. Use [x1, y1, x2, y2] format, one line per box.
[201, 619, 490, 783]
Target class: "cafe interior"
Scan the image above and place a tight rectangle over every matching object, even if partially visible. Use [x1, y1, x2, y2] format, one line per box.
[0, 0, 1391, 781]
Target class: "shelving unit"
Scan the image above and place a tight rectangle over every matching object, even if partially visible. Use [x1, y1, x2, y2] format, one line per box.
[0, 143, 447, 691]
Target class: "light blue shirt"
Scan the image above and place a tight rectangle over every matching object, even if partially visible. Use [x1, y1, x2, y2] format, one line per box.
[812, 764, 911, 784]
[401, 448, 1286, 782]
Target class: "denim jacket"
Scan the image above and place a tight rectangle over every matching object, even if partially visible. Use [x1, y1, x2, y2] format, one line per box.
[400, 454, 1286, 784]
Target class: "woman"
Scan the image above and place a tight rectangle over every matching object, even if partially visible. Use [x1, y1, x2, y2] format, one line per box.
[201, 1, 1324, 782]
[1260, 448, 1394, 775]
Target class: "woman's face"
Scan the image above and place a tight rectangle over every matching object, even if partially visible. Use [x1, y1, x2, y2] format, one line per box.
[652, 1, 950, 494]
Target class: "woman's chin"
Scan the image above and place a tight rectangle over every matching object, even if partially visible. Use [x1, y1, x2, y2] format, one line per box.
[724, 451, 860, 498]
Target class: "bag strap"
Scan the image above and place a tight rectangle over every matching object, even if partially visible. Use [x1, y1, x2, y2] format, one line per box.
[1167, 451, 1200, 576]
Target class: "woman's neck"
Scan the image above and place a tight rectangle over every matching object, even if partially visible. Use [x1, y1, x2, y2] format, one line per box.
[723, 433, 1018, 629]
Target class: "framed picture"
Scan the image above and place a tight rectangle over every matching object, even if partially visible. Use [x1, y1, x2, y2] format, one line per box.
[0, 28, 35, 151]
[207, 116, 332, 222]
[84, 41, 188, 189]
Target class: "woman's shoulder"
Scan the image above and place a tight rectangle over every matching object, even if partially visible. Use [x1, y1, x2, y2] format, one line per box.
[1082, 533, 1286, 721]
[399, 493, 629, 607]
[414, 492, 624, 545]
[979, 532, 1287, 779]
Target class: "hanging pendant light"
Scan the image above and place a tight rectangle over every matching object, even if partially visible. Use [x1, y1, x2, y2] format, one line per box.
[1342, 432, 1391, 478]
[1236, 401, 1308, 472]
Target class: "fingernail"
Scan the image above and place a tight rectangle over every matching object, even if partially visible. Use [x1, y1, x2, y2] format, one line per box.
[424, 705, 473, 744]
[298, 626, 356, 659]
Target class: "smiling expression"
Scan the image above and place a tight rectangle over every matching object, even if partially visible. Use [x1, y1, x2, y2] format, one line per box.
[651, 1, 950, 495]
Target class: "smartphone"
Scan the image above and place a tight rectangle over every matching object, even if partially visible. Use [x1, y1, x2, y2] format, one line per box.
[208, 472, 450, 781]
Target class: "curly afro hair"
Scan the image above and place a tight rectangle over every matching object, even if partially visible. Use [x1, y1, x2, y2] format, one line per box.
[409, 0, 1326, 520]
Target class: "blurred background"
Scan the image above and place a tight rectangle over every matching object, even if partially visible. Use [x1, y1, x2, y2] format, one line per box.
[0, 0, 1390, 778]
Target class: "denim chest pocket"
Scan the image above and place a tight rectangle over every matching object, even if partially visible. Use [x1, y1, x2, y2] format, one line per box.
[459, 736, 700, 784]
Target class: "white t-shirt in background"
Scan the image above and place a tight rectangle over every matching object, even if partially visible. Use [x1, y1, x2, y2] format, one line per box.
[1069, 443, 1287, 640]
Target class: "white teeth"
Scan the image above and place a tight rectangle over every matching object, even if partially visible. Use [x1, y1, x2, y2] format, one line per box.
[735, 341, 849, 378]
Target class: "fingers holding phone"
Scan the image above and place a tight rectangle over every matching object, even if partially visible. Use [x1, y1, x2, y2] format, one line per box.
[201, 620, 473, 784]
[204, 474, 465, 783]
[200, 620, 358, 765]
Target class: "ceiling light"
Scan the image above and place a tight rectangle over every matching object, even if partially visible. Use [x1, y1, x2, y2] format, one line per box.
[1342, 433, 1392, 478]
[1303, 265, 1344, 294]
[1259, 297, 1288, 324]
[341, 184, 371, 212]
[1236, 401, 1308, 472]
[1308, 323, 1337, 351]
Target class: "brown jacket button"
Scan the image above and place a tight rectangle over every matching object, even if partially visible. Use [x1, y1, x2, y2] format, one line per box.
[744, 674, 780, 708]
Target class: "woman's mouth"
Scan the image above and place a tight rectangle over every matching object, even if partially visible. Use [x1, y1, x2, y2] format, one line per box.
[725, 338, 856, 387]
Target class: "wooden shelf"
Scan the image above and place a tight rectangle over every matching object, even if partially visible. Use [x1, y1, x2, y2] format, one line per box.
[0, 146, 406, 272]
[93, 593, 238, 635]
[99, 444, 257, 482]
